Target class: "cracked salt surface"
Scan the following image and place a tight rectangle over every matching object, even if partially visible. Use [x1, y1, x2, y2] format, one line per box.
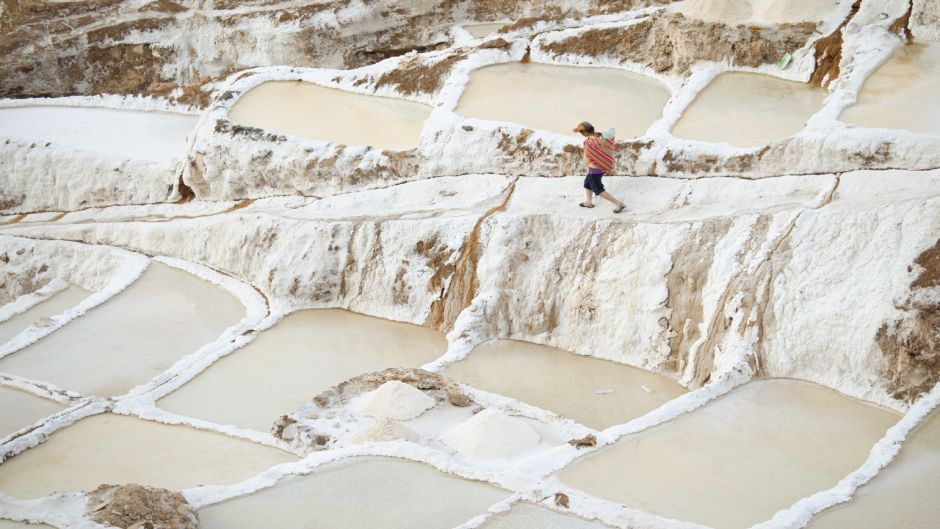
[806, 410, 940, 529]
[671, 72, 827, 148]
[558, 379, 900, 529]
[0, 386, 63, 439]
[227, 80, 432, 150]
[158, 309, 445, 432]
[0, 106, 196, 163]
[0, 285, 89, 345]
[444, 340, 686, 430]
[199, 457, 509, 529]
[481, 502, 615, 529]
[0, 413, 295, 499]
[454, 63, 670, 138]
[0, 262, 244, 397]
[840, 43, 940, 137]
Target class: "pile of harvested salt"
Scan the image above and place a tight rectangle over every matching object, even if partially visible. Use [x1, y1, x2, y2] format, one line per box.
[440, 409, 540, 458]
[352, 380, 436, 420]
[353, 418, 420, 443]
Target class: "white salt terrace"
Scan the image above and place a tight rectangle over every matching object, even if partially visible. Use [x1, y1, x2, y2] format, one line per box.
[481, 502, 615, 529]
[0, 413, 295, 498]
[807, 410, 940, 529]
[0, 262, 244, 397]
[199, 457, 509, 529]
[444, 340, 687, 430]
[558, 379, 900, 529]
[157, 309, 445, 432]
[0, 285, 90, 345]
[671, 72, 827, 147]
[227, 81, 433, 150]
[455, 63, 671, 138]
[840, 43, 940, 137]
[0, 106, 196, 163]
[0, 386, 63, 439]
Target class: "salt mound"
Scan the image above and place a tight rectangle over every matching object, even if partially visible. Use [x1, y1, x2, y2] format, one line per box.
[439, 409, 540, 458]
[353, 418, 420, 443]
[352, 380, 436, 420]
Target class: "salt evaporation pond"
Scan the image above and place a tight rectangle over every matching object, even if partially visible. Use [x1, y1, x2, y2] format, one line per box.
[558, 379, 899, 529]
[455, 63, 671, 138]
[227, 81, 432, 150]
[200, 457, 509, 528]
[677, 0, 841, 23]
[840, 43, 940, 136]
[0, 413, 295, 498]
[0, 106, 196, 163]
[158, 309, 445, 432]
[0, 285, 89, 344]
[464, 22, 508, 37]
[807, 410, 940, 529]
[482, 502, 614, 529]
[0, 262, 244, 397]
[671, 72, 826, 147]
[443, 340, 686, 430]
[0, 386, 63, 439]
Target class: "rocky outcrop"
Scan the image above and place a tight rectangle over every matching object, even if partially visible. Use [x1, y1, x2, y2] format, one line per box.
[86, 484, 198, 529]
[539, 12, 815, 74]
[911, 0, 940, 41]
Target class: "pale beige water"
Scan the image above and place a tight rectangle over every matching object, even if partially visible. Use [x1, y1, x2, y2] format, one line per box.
[841, 43, 940, 136]
[0, 263, 244, 397]
[0, 386, 63, 439]
[558, 379, 900, 529]
[200, 457, 509, 529]
[464, 22, 508, 38]
[677, 0, 841, 23]
[443, 340, 686, 430]
[671, 72, 827, 147]
[0, 413, 295, 498]
[455, 63, 671, 138]
[0, 285, 91, 345]
[158, 309, 445, 432]
[807, 410, 940, 529]
[227, 81, 432, 150]
[482, 503, 615, 529]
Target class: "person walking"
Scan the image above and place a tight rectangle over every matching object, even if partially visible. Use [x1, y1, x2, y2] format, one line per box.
[573, 121, 626, 213]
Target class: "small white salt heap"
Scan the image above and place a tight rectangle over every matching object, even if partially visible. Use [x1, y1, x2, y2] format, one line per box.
[353, 418, 420, 443]
[352, 380, 436, 420]
[440, 409, 540, 458]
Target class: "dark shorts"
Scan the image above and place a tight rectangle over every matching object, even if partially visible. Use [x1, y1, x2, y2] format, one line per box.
[584, 171, 606, 196]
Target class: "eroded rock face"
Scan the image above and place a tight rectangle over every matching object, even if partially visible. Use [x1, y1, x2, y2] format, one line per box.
[86, 484, 198, 529]
[912, 0, 940, 41]
[540, 11, 815, 74]
[878, 238, 940, 403]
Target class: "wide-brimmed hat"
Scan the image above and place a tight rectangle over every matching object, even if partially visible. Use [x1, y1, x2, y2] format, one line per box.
[573, 121, 594, 133]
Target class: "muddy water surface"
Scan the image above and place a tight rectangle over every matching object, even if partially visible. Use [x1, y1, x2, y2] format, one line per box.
[0, 413, 295, 498]
[840, 43, 940, 136]
[558, 379, 899, 529]
[806, 410, 940, 529]
[227, 81, 432, 150]
[0, 263, 244, 397]
[671, 72, 826, 147]
[455, 63, 671, 138]
[0, 386, 63, 439]
[200, 457, 509, 529]
[443, 340, 686, 430]
[158, 309, 445, 431]
[464, 22, 508, 37]
[0, 285, 91, 345]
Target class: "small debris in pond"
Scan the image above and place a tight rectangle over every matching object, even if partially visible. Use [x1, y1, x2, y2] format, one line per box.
[568, 434, 597, 448]
[640, 385, 653, 394]
[596, 388, 613, 395]
[554, 492, 570, 508]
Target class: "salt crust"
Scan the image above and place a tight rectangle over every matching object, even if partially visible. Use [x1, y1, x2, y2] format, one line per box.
[440, 409, 541, 459]
[351, 380, 437, 420]
[353, 418, 420, 444]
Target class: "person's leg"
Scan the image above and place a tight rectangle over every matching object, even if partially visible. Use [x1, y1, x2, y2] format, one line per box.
[599, 191, 624, 207]
[582, 188, 594, 206]
[580, 174, 596, 207]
